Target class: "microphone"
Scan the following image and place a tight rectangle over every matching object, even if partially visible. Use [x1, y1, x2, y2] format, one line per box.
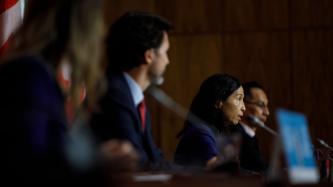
[246, 115, 277, 136]
[147, 86, 206, 126]
[151, 76, 164, 86]
[317, 138, 333, 152]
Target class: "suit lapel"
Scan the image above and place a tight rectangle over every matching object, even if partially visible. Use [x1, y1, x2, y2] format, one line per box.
[107, 73, 142, 132]
[107, 73, 160, 162]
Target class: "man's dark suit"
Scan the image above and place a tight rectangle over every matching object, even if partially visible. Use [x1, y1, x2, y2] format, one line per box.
[230, 124, 266, 172]
[90, 73, 164, 167]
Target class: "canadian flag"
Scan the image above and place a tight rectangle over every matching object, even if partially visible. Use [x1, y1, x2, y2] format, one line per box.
[57, 62, 87, 124]
[0, 0, 24, 55]
[1, 1, 86, 124]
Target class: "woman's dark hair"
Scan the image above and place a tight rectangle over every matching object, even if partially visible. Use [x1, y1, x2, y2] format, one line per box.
[178, 73, 241, 137]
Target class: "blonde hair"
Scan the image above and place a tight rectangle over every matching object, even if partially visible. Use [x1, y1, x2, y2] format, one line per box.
[4, 0, 105, 113]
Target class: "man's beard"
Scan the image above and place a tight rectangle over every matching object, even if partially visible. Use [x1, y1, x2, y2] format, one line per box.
[149, 67, 165, 86]
[150, 74, 164, 86]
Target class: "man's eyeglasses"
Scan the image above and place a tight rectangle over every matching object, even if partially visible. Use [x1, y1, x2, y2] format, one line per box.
[245, 100, 269, 109]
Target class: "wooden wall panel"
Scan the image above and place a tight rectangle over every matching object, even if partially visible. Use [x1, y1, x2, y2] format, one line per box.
[292, 31, 333, 145]
[103, 0, 156, 26]
[222, 0, 289, 31]
[292, 0, 333, 28]
[158, 0, 223, 33]
[162, 35, 223, 103]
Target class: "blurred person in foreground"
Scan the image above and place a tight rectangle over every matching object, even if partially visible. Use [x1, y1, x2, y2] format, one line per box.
[0, 0, 137, 185]
[174, 74, 246, 170]
[90, 11, 173, 170]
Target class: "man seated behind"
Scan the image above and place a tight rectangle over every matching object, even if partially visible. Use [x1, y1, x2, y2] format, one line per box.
[230, 82, 270, 173]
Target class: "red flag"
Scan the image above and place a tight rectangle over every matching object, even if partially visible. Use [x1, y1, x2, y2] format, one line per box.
[0, 0, 24, 55]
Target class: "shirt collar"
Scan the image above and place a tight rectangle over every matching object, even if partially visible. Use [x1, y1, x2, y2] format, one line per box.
[123, 72, 144, 107]
[240, 122, 256, 137]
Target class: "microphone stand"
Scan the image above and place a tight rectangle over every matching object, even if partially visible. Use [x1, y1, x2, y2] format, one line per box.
[246, 115, 278, 136]
[318, 139, 333, 153]
[317, 139, 333, 182]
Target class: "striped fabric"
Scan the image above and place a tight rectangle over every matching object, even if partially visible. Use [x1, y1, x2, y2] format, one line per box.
[0, 0, 24, 55]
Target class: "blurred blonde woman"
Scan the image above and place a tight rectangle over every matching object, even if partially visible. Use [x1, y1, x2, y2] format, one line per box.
[0, 0, 137, 184]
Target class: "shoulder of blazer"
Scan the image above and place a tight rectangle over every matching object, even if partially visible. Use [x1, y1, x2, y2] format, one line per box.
[105, 73, 136, 110]
[101, 73, 142, 131]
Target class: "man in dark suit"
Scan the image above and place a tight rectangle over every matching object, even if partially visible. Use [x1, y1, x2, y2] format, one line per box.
[231, 82, 270, 173]
[91, 11, 172, 169]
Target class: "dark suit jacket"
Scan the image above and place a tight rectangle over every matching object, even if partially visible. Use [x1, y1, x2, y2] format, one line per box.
[90, 73, 164, 167]
[230, 124, 266, 172]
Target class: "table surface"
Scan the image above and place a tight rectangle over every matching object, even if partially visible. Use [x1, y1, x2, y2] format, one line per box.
[108, 172, 332, 187]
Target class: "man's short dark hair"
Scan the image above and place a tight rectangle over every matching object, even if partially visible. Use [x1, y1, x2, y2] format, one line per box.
[242, 81, 263, 99]
[106, 11, 172, 73]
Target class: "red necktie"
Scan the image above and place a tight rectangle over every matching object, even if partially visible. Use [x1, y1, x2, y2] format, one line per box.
[138, 99, 146, 131]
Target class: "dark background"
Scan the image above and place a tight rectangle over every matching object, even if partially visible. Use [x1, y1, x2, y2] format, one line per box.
[102, 0, 333, 161]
